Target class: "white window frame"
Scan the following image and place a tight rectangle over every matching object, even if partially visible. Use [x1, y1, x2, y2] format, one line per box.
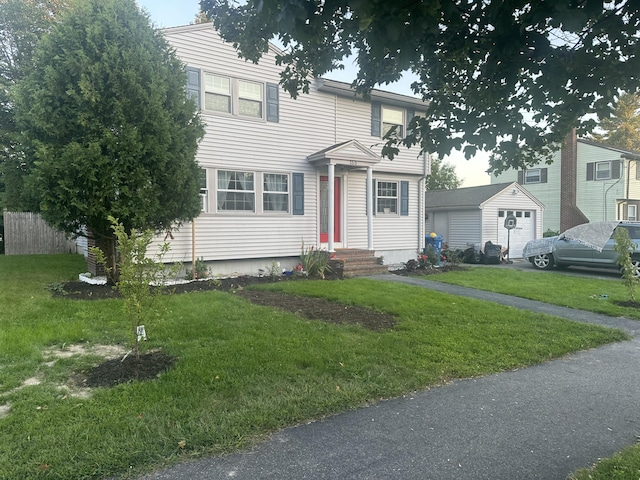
[377, 180, 398, 214]
[217, 170, 256, 212]
[629, 204, 637, 221]
[382, 107, 404, 138]
[596, 161, 612, 180]
[524, 168, 541, 184]
[263, 173, 290, 213]
[199, 168, 209, 213]
[204, 73, 264, 120]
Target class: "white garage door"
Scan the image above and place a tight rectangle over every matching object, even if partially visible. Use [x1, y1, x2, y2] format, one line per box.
[497, 210, 535, 258]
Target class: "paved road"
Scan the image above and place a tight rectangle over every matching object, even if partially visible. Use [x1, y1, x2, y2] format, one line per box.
[139, 275, 640, 480]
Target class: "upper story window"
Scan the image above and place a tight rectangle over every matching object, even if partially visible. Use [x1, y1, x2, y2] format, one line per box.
[186, 66, 279, 123]
[203, 73, 266, 119]
[587, 160, 620, 181]
[382, 107, 404, 138]
[596, 161, 611, 180]
[205, 75, 231, 113]
[238, 80, 263, 118]
[518, 167, 547, 184]
[524, 168, 541, 184]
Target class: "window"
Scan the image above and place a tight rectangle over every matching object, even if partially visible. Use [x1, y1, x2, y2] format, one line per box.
[238, 80, 263, 118]
[596, 161, 612, 180]
[382, 107, 404, 138]
[629, 205, 637, 221]
[263, 173, 289, 212]
[217, 170, 255, 212]
[204, 74, 264, 119]
[204, 74, 231, 113]
[377, 181, 398, 214]
[199, 168, 208, 213]
[525, 168, 541, 184]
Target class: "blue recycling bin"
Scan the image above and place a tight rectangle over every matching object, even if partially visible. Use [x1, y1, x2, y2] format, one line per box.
[424, 234, 443, 265]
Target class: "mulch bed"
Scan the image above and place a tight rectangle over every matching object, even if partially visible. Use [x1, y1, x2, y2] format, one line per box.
[53, 265, 467, 388]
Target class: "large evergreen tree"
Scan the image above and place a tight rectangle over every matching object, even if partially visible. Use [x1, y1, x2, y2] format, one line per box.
[0, 0, 71, 211]
[202, 0, 640, 174]
[13, 0, 204, 274]
[591, 93, 640, 152]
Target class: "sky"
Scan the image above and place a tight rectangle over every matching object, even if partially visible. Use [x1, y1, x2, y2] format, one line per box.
[136, 0, 491, 187]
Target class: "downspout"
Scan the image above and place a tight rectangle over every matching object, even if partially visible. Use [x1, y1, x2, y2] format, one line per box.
[418, 153, 430, 252]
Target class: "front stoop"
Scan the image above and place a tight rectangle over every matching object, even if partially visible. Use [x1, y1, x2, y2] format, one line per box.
[330, 249, 389, 277]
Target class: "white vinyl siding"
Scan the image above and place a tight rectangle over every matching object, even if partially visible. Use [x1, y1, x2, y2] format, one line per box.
[156, 24, 424, 265]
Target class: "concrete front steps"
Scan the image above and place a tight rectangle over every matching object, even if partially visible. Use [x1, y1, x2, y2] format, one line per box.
[330, 249, 388, 277]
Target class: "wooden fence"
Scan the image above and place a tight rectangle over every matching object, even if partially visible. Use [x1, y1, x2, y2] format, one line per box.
[2, 211, 77, 255]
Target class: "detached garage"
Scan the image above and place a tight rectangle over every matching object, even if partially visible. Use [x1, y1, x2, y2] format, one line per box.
[424, 182, 545, 258]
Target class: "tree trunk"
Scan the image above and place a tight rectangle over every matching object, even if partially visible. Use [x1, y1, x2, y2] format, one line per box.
[95, 235, 119, 285]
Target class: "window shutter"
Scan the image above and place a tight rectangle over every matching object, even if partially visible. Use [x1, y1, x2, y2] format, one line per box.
[292, 173, 304, 215]
[371, 103, 381, 137]
[400, 181, 409, 216]
[517, 170, 524, 184]
[541, 168, 548, 183]
[406, 109, 415, 136]
[612, 160, 621, 179]
[586, 162, 594, 181]
[266, 82, 279, 122]
[185, 66, 201, 109]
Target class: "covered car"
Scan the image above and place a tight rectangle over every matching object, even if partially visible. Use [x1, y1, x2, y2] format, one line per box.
[523, 221, 640, 274]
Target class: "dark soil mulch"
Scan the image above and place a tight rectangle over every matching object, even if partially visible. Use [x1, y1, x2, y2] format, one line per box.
[84, 350, 176, 388]
[55, 265, 467, 388]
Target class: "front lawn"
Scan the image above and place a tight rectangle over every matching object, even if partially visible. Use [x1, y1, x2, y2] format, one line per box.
[0, 255, 628, 479]
[429, 266, 640, 319]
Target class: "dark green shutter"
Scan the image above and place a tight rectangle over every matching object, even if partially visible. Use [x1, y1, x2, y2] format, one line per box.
[266, 83, 279, 122]
[371, 103, 381, 137]
[292, 173, 304, 215]
[400, 181, 409, 216]
[185, 66, 201, 109]
[586, 162, 594, 181]
[406, 109, 415, 137]
[540, 168, 548, 183]
[612, 160, 621, 179]
[517, 170, 524, 184]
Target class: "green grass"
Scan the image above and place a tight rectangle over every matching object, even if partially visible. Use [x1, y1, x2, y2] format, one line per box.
[0, 255, 629, 479]
[570, 446, 640, 479]
[428, 266, 640, 319]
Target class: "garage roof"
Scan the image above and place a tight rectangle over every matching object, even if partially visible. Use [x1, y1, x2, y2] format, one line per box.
[425, 182, 544, 210]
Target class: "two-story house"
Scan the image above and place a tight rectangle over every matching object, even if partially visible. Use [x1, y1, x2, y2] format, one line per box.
[155, 23, 429, 275]
[492, 130, 640, 233]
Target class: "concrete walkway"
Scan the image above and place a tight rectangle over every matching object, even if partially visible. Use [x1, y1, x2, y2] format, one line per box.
[139, 275, 640, 480]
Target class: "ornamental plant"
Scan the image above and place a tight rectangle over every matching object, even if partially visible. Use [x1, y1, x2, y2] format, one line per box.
[300, 243, 332, 279]
[613, 226, 639, 303]
[90, 216, 178, 359]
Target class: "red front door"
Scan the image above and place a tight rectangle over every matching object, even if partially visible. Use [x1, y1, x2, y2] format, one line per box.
[320, 176, 341, 243]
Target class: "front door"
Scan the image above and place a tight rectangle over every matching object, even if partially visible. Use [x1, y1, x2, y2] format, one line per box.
[320, 176, 341, 243]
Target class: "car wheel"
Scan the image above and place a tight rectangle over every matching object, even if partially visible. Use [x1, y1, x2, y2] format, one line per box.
[531, 253, 554, 270]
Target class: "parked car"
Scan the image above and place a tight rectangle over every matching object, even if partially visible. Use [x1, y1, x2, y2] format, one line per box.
[523, 221, 640, 275]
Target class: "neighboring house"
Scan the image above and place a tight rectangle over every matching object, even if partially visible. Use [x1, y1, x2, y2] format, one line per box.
[154, 23, 429, 275]
[492, 130, 640, 233]
[424, 182, 544, 258]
